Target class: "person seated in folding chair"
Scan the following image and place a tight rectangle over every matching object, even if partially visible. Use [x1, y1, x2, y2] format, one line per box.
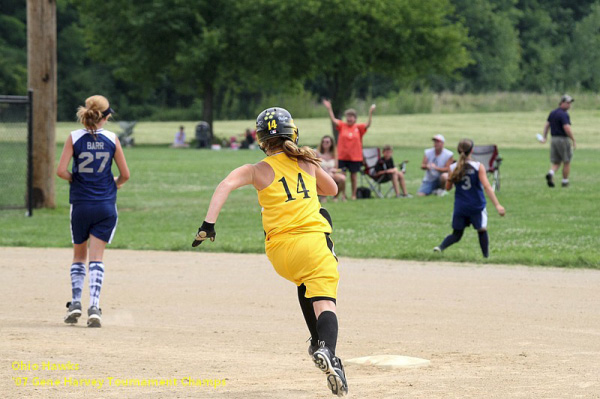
[373, 145, 412, 198]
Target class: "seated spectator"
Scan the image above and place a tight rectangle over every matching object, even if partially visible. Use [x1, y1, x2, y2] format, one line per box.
[317, 135, 346, 202]
[374, 145, 412, 198]
[241, 128, 256, 149]
[171, 126, 189, 148]
[229, 135, 240, 150]
[418, 134, 454, 196]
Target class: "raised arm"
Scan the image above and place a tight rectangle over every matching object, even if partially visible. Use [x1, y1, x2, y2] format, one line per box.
[365, 104, 376, 129]
[113, 138, 130, 189]
[479, 165, 505, 216]
[322, 99, 339, 124]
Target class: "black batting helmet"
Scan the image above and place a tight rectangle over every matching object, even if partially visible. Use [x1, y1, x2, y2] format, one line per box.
[256, 107, 298, 147]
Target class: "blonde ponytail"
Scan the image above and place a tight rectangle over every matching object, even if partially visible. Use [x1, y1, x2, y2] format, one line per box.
[449, 139, 474, 184]
[263, 137, 321, 166]
[76, 95, 111, 137]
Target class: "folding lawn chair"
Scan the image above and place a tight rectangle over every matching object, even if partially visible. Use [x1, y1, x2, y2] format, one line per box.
[471, 145, 502, 192]
[117, 121, 137, 147]
[360, 147, 396, 198]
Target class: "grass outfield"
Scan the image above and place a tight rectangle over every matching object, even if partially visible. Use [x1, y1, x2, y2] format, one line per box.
[0, 143, 598, 268]
[55, 110, 600, 149]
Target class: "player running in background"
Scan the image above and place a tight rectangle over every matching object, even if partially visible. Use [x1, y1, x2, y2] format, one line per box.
[56, 95, 130, 327]
[434, 139, 505, 258]
[192, 107, 348, 396]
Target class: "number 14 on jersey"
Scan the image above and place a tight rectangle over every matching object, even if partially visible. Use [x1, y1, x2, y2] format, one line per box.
[278, 173, 310, 202]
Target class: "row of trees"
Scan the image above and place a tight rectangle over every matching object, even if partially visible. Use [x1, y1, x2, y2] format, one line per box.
[1, 0, 600, 126]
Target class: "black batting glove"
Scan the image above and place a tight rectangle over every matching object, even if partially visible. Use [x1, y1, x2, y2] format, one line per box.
[192, 221, 216, 247]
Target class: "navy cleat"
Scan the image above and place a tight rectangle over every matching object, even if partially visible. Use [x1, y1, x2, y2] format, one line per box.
[313, 345, 348, 397]
[64, 301, 82, 324]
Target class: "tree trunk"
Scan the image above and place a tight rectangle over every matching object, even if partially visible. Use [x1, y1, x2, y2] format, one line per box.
[27, 0, 57, 208]
[202, 83, 214, 141]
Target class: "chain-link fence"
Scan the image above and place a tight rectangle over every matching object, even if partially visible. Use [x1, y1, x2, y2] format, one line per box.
[0, 91, 33, 216]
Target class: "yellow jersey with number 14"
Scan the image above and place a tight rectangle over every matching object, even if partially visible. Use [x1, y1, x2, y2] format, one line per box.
[258, 153, 331, 240]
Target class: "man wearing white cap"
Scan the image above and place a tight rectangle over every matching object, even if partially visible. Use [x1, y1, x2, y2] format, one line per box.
[540, 94, 576, 187]
[418, 134, 454, 196]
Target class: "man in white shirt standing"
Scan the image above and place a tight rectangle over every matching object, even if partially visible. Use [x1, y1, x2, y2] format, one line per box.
[418, 134, 454, 196]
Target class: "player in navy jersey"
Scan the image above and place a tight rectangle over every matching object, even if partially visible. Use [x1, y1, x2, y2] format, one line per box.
[56, 95, 130, 327]
[434, 139, 505, 258]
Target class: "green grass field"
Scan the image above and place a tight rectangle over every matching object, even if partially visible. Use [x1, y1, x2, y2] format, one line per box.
[2, 111, 598, 268]
[0, 141, 29, 208]
[2, 109, 600, 268]
[56, 110, 600, 149]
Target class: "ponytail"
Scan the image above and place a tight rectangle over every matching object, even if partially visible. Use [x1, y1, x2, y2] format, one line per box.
[263, 137, 321, 166]
[76, 95, 111, 137]
[449, 139, 474, 184]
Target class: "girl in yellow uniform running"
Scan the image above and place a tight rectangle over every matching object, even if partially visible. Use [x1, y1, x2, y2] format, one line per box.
[192, 107, 348, 397]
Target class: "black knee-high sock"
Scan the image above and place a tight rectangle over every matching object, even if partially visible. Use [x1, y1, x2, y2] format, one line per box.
[478, 230, 489, 258]
[440, 229, 464, 250]
[316, 310, 338, 356]
[297, 284, 319, 345]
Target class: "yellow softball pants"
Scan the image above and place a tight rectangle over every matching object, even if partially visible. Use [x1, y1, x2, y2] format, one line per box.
[265, 232, 339, 299]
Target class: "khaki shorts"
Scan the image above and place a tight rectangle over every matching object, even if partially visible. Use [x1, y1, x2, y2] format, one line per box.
[550, 136, 573, 164]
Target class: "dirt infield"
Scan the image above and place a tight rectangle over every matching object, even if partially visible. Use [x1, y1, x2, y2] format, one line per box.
[1, 247, 599, 398]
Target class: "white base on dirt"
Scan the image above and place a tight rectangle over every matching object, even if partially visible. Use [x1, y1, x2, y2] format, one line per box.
[346, 355, 430, 369]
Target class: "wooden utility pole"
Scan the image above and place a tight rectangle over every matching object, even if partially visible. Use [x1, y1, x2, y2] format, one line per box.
[27, 0, 57, 208]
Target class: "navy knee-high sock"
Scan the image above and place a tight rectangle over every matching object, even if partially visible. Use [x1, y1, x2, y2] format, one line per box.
[478, 231, 489, 258]
[89, 261, 105, 308]
[298, 284, 319, 346]
[70, 262, 86, 302]
[440, 229, 464, 250]
[316, 310, 338, 355]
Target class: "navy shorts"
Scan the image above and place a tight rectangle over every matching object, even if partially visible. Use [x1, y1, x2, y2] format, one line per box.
[452, 208, 488, 230]
[338, 160, 362, 173]
[70, 202, 118, 244]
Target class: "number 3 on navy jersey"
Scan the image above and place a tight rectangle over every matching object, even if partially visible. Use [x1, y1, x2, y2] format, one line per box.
[278, 173, 310, 202]
[78, 151, 110, 173]
[461, 175, 472, 190]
